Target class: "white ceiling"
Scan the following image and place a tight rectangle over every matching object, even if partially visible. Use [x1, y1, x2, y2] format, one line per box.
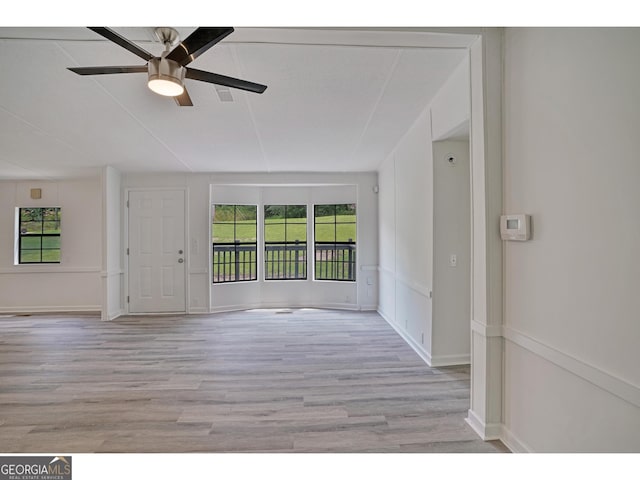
[0, 27, 473, 179]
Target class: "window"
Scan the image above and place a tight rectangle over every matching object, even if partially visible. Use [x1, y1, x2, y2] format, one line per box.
[18, 207, 61, 264]
[314, 204, 356, 281]
[264, 205, 307, 280]
[212, 205, 257, 283]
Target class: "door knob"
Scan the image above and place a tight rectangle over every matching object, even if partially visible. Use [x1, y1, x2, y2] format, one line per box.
[178, 250, 183, 254]
[178, 258, 184, 263]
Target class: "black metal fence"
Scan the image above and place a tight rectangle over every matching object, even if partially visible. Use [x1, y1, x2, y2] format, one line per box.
[314, 241, 356, 281]
[264, 241, 307, 280]
[212, 241, 356, 283]
[212, 242, 257, 283]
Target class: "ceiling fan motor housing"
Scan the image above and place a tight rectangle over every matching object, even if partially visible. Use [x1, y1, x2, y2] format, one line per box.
[148, 57, 185, 96]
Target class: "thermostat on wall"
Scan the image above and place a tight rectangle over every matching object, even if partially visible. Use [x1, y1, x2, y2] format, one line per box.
[500, 214, 531, 241]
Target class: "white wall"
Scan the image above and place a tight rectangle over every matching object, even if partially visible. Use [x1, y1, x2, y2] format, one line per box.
[502, 28, 640, 452]
[102, 166, 123, 320]
[377, 158, 396, 325]
[432, 140, 470, 364]
[378, 109, 434, 360]
[121, 172, 378, 313]
[0, 178, 102, 312]
[377, 57, 470, 365]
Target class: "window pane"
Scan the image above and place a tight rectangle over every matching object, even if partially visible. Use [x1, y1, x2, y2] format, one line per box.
[286, 223, 306, 242]
[265, 204, 307, 280]
[264, 205, 285, 220]
[43, 221, 60, 234]
[213, 204, 236, 222]
[212, 204, 258, 283]
[314, 205, 335, 223]
[315, 223, 335, 242]
[285, 206, 306, 243]
[18, 207, 61, 264]
[314, 204, 356, 281]
[235, 205, 257, 221]
[21, 236, 42, 250]
[265, 223, 285, 242]
[212, 223, 234, 243]
[20, 250, 41, 263]
[42, 249, 61, 263]
[212, 205, 257, 243]
[286, 205, 307, 220]
[21, 208, 41, 222]
[21, 221, 42, 234]
[43, 207, 59, 218]
[235, 221, 257, 243]
[336, 223, 356, 243]
[336, 204, 356, 216]
[42, 236, 60, 249]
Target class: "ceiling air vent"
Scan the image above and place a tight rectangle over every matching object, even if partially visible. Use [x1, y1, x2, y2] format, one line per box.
[215, 85, 234, 102]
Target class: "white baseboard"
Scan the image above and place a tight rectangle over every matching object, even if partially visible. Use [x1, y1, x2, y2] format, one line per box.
[501, 426, 533, 453]
[465, 409, 502, 441]
[377, 308, 433, 366]
[0, 305, 101, 315]
[103, 309, 124, 321]
[311, 302, 359, 311]
[359, 304, 378, 311]
[430, 353, 471, 367]
[187, 307, 209, 314]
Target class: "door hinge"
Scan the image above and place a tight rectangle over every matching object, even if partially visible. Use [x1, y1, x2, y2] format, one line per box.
[126, 247, 129, 255]
[127, 296, 130, 303]
[126, 200, 129, 208]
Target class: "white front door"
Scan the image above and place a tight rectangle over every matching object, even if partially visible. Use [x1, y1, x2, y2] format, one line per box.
[128, 189, 186, 313]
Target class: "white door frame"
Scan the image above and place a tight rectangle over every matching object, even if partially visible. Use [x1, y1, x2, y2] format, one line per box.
[124, 187, 190, 315]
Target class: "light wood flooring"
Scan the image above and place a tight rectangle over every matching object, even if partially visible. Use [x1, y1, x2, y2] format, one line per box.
[0, 309, 508, 453]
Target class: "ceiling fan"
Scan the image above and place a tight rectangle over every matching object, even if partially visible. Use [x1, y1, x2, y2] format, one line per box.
[68, 27, 267, 106]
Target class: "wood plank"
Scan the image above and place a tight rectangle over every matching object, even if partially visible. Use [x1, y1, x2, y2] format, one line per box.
[0, 309, 508, 453]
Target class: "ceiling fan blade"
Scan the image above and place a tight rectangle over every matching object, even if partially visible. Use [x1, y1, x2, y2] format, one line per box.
[166, 27, 234, 66]
[68, 66, 148, 75]
[174, 88, 193, 107]
[88, 27, 154, 61]
[186, 68, 267, 94]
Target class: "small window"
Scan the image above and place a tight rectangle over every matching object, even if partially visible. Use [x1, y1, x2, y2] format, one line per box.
[18, 207, 61, 264]
[212, 204, 257, 283]
[264, 205, 307, 280]
[314, 204, 356, 281]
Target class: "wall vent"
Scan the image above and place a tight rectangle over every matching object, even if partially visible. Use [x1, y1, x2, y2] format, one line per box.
[215, 86, 234, 102]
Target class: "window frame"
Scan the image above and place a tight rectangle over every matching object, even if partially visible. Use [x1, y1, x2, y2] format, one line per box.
[211, 204, 258, 284]
[263, 204, 308, 281]
[17, 207, 62, 265]
[313, 203, 357, 282]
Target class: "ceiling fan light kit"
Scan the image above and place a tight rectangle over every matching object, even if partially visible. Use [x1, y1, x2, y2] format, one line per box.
[147, 57, 185, 96]
[68, 26, 267, 106]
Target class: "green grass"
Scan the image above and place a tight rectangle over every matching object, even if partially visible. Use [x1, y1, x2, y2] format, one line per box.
[315, 215, 357, 243]
[213, 215, 356, 243]
[212, 222, 257, 243]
